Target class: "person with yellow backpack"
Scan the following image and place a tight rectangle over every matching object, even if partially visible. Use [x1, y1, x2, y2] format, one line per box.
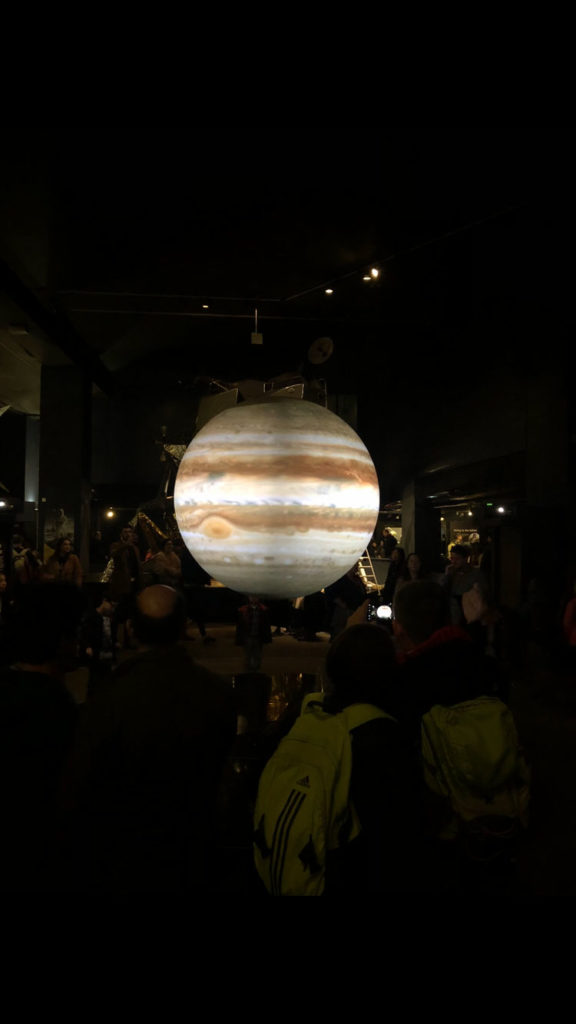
[253, 624, 421, 895]
[393, 581, 529, 879]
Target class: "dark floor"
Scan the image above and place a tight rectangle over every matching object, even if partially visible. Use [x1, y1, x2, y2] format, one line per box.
[65, 622, 330, 704]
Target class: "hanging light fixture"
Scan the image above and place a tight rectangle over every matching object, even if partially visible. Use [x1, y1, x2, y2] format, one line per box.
[251, 308, 263, 345]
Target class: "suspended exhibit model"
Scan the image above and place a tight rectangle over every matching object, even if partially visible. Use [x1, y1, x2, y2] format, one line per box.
[174, 398, 379, 599]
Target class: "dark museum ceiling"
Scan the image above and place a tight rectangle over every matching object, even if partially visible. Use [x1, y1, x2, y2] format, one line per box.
[0, 138, 574, 418]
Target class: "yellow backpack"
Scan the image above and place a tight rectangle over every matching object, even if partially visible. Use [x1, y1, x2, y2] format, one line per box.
[253, 693, 392, 896]
[421, 696, 530, 826]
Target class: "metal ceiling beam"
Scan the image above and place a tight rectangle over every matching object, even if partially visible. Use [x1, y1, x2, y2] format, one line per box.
[0, 258, 115, 395]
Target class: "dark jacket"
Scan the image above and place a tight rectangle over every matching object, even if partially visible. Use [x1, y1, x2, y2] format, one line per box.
[107, 542, 142, 600]
[0, 667, 78, 890]
[235, 602, 272, 645]
[397, 625, 499, 741]
[65, 645, 236, 892]
[326, 712, 422, 894]
[79, 609, 118, 664]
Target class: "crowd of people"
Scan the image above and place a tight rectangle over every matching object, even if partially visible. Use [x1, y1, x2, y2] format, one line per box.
[0, 524, 575, 894]
[0, 580, 234, 892]
[0, 525, 217, 656]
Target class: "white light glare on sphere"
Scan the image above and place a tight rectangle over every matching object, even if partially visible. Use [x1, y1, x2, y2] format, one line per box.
[174, 399, 380, 599]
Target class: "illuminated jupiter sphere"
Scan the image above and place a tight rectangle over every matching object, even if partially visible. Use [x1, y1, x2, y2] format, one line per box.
[174, 399, 380, 599]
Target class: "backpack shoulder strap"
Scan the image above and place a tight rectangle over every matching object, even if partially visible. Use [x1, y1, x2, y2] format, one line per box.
[342, 702, 396, 732]
[301, 692, 395, 732]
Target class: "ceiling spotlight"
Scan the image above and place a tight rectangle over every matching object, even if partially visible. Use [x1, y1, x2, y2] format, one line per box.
[325, 288, 334, 295]
[106, 509, 115, 519]
[370, 267, 379, 279]
[497, 506, 505, 514]
[467, 510, 473, 517]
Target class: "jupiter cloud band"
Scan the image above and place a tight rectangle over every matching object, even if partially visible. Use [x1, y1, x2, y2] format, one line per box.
[174, 399, 380, 598]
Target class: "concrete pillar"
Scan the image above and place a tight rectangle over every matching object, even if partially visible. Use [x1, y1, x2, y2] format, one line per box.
[498, 523, 523, 609]
[523, 372, 572, 579]
[38, 366, 91, 567]
[24, 415, 40, 549]
[401, 479, 442, 570]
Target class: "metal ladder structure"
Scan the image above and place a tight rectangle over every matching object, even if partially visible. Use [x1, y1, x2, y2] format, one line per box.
[356, 549, 380, 592]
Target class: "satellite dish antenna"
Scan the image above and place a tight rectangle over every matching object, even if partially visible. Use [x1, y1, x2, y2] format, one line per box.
[308, 336, 334, 365]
